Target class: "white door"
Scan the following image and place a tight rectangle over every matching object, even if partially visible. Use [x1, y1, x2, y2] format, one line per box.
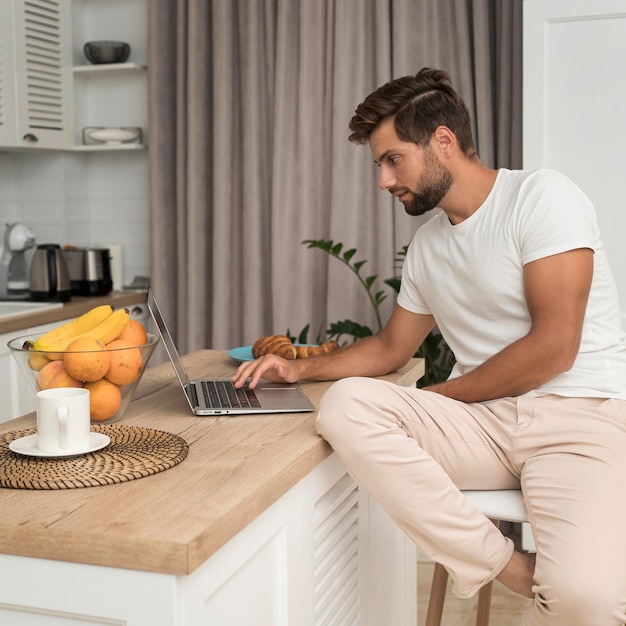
[523, 0, 626, 322]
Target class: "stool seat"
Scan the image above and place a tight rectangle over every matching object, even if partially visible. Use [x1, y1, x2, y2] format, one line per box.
[424, 489, 529, 626]
[462, 489, 528, 523]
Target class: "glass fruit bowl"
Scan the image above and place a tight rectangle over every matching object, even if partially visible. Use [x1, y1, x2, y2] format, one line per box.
[8, 333, 159, 424]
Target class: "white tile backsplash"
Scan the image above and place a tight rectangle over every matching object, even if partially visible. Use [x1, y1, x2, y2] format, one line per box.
[0, 200, 21, 220]
[20, 200, 65, 222]
[0, 159, 20, 199]
[64, 220, 96, 244]
[0, 150, 150, 288]
[34, 224, 67, 246]
[64, 174, 90, 200]
[62, 153, 90, 177]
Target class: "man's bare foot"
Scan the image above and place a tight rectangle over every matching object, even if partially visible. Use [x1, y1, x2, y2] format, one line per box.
[496, 550, 535, 598]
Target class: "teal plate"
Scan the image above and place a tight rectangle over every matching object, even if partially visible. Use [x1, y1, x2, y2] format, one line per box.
[227, 345, 255, 362]
[227, 344, 317, 363]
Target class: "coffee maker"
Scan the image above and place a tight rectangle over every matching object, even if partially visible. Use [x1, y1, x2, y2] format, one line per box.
[0, 223, 36, 300]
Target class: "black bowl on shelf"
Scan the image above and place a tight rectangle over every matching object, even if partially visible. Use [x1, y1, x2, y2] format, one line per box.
[83, 41, 131, 65]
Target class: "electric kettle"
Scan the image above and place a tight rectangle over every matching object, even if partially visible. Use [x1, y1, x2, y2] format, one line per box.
[29, 244, 72, 302]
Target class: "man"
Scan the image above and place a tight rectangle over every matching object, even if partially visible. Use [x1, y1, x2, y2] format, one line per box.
[233, 68, 626, 625]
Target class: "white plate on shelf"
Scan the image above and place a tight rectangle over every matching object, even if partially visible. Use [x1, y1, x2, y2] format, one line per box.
[227, 344, 317, 363]
[86, 127, 141, 144]
[9, 432, 111, 458]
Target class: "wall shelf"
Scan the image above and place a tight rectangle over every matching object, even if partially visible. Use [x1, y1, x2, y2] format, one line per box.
[73, 62, 147, 76]
[71, 143, 146, 151]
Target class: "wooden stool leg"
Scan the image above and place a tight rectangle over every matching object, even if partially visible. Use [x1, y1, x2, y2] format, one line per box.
[425, 562, 449, 626]
[475, 580, 494, 626]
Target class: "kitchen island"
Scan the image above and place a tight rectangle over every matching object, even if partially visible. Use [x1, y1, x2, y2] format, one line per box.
[0, 349, 424, 625]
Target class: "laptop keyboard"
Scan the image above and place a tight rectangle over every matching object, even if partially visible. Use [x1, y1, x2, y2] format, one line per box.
[200, 380, 261, 409]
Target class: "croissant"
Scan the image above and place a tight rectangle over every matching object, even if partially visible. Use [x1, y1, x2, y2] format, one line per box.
[252, 335, 340, 360]
[295, 341, 339, 358]
[252, 335, 297, 360]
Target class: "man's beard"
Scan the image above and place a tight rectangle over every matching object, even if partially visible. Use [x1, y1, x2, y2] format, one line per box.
[397, 148, 453, 217]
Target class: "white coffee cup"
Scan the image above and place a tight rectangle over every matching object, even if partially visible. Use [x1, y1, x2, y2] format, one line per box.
[37, 388, 91, 453]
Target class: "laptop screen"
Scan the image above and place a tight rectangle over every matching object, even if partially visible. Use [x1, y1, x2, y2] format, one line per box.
[146, 289, 192, 391]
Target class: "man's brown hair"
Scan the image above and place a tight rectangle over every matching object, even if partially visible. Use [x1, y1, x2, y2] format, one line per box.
[348, 68, 476, 158]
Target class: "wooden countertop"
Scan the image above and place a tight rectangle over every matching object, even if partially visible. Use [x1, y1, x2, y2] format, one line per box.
[0, 350, 424, 576]
[0, 291, 147, 334]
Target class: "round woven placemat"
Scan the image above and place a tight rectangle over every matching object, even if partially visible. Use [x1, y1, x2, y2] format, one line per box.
[0, 424, 189, 490]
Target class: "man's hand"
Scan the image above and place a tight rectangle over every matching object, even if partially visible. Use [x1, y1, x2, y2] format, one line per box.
[232, 354, 301, 389]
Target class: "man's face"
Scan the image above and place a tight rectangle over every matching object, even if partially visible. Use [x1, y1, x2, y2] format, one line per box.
[369, 118, 452, 216]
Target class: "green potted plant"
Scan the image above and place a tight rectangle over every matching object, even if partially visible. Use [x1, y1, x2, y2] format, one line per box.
[291, 239, 455, 387]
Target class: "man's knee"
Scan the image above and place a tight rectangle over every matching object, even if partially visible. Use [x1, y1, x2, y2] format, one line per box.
[315, 377, 372, 447]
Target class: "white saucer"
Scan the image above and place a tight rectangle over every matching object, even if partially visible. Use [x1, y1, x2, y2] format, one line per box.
[8, 432, 111, 458]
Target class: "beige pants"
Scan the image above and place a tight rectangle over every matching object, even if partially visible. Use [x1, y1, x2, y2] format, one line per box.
[315, 378, 626, 626]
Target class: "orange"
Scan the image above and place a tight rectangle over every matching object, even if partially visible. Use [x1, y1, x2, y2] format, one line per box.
[84, 378, 122, 421]
[117, 319, 148, 346]
[63, 337, 109, 382]
[106, 339, 143, 386]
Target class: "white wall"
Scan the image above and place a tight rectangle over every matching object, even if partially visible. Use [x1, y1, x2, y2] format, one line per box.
[0, 150, 150, 287]
[523, 0, 626, 321]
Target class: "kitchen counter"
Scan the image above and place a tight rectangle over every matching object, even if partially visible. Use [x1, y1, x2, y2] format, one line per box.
[0, 290, 147, 334]
[0, 350, 423, 575]
[0, 350, 424, 625]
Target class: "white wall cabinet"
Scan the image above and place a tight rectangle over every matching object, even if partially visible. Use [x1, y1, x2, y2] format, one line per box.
[0, 0, 74, 149]
[0, 0, 148, 151]
[523, 0, 626, 321]
[0, 331, 24, 422]
[0, 453, 417, 626]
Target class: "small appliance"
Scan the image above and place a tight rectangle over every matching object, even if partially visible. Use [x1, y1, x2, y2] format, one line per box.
[0, 223, 36, 300]
[29, 244, 72, 302]
[62, 247, 113, 296]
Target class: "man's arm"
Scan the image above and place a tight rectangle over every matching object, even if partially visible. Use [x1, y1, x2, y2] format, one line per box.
[425, 248, 593, 402]
[232, 305, 435, 388]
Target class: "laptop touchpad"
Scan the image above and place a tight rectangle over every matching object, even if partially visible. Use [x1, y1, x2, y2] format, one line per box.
[256, 385, 308, 408]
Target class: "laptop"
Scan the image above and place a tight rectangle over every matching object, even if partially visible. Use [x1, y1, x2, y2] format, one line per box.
[146, 289, 315, 416]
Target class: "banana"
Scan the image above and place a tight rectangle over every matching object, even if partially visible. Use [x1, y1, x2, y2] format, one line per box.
[34, 306, 130, 355]
[66, 307, 131, 348]
[33, 304, 114, 352]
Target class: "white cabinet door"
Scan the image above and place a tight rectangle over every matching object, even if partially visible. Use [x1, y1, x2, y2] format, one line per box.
[183, 486, 296, 626]
[0, 554, 179, 626]
[0, 332, 23, 424]
[0, 4, 18, 147]
[0, 0, 74, 149]
[523, 0, 626, 320]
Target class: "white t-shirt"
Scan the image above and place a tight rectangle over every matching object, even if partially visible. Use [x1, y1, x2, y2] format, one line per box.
[397, 168, 626, 398]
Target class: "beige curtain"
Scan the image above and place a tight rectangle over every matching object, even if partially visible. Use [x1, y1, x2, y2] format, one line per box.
[148, 0, 522, 354]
